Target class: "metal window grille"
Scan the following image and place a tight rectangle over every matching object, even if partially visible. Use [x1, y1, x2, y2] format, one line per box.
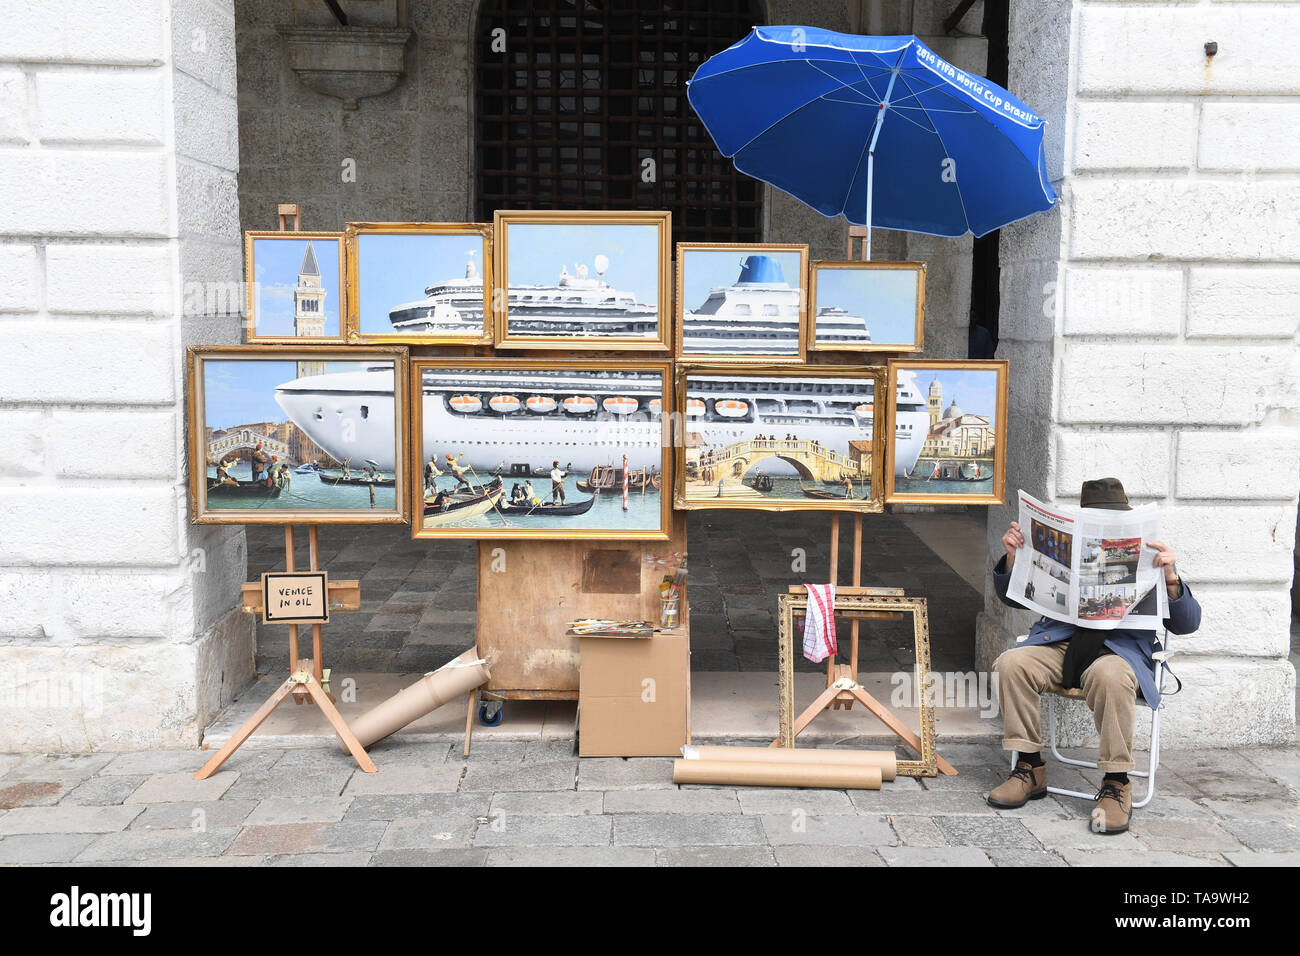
[475, 1, 763, 243]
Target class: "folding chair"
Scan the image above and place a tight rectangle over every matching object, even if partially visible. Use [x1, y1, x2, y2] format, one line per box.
[1010, 632, 1175, 810]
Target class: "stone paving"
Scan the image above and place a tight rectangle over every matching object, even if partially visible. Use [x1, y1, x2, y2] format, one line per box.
[247, 509, 984, 675]
[0, 739, 1296, 866]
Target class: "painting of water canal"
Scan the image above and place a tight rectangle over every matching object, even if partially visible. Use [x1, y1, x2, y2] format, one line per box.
[409, 360, 672, 539]
[673, 365, 884, 513]
[885, 359, 1008, 505]
[187, 347, 409, 524]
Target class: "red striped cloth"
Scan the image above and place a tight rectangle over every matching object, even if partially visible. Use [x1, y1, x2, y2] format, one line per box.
[802, 583, 837, 663]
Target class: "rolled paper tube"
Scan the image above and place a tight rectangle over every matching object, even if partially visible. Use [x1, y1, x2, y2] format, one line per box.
[344, 650, 491, 751]
[681, 744, 897, 782]
[672, 758, 882, 790]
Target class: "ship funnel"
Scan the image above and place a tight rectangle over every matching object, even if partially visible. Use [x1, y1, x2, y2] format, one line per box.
[736, 255, 785, 285]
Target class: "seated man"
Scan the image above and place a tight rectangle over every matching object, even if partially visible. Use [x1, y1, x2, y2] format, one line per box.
[988, 477, 1201, 834]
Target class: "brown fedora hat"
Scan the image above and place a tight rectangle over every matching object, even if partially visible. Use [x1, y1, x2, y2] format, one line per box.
[1080, 477, 1131, 511]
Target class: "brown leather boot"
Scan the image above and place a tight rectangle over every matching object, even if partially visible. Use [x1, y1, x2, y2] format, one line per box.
[987, 761, 1047, 809]
[1090, 778, 1132, 834]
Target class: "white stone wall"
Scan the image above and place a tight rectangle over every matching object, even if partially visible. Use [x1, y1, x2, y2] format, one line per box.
[980, 0, 1299, 746]
[0, 0, 253, 751]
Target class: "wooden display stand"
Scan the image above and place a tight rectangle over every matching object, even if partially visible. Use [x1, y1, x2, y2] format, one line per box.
[775, 512, 957, 775]
[464, 511, 689, 755]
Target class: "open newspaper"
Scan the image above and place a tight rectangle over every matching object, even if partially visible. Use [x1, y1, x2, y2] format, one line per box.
[1006, 490, 1169, 630]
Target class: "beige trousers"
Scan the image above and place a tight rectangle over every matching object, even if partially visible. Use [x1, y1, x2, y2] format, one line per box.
[993, 642, 1139, 773]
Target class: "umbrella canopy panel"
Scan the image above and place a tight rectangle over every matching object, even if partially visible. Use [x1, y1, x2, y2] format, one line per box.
[687, 27, 1057, 238]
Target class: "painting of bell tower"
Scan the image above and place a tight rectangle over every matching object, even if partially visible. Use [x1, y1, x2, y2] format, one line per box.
[294, 241, 326, 377]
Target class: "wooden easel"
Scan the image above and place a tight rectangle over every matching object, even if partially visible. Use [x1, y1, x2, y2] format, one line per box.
[774, 512, 956, 775]
[195, 203, 375, 778]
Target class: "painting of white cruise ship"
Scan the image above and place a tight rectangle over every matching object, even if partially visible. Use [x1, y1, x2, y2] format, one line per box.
[677, 246, 808, 358]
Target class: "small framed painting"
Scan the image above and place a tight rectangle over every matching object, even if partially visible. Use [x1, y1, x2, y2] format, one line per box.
[345, 222, 493, 345]
[244, 232, 346, 343]
[409, 359, 673, 539]
[493, 210, 672, 351]
[672, 364, 884, 513]
[807, 261, 925, 352]
[884, 359, 1008, 505]
[187, 345, 410, 524]
[675, 243, 809, 362]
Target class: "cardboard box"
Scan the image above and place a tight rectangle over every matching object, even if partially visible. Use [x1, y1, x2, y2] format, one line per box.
[578, 628, 690, 757]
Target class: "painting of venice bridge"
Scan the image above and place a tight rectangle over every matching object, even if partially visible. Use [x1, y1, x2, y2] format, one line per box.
[685, 435, 873, 501]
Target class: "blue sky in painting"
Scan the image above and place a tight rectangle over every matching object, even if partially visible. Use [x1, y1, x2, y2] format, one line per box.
[506, 222, 660, 306]
[916, 367, 999, 420]
[356, 232, 485, 333]
[252, 237, 341, 337]
[815, 267, 919, 346]
[680, 248, 803, 312]
[204, 360, 384, 429]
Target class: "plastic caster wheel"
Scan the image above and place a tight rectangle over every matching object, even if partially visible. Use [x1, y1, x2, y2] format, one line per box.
[478, 702, 503, 726]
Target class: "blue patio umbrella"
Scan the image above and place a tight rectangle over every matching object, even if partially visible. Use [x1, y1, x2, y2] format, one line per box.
[687, 27, 1057, 255]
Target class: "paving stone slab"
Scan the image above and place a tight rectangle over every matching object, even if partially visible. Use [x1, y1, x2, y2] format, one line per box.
[1223, 850, 1300, 867]
[370, 848, 488, 867]
[0, 832, 100, 865]
[473, 814, 612, 848]
[614, 813, 765, 848]
[0, 804, 144, 835]
[984, 847, 1069, 867]
[880, 845, 993, 867]
[603, 789, 740, 815]
[344, 792, 491, 822]
[1020, 816, 1141, 851]
[227, 821, 388, 856]
[736, 788, 855, 815]
[1057, 848, 1227, 867]
[890, 815, 947, 847]
[577, 758, 675, 791]
[657, 845, 777, 866]
[266, 852, 373, 867]
[77, 827, 241, 862]
[933, 815, 1040, 849]
[125, 771, 239, 804]
[461, 760, 576, 793]
[221, 765, 356, 802]
[243, 797, 354, 826]
[1131, 818, 1245, 854]
[144, 855, 267, 867]
[761, 813, 896, 847]
[343, 764, 463, 796]
[850, 786, 994, 816]
[379, 815, 478, 850]
[2, 753, 115, 785]
[99, 751, 215, 776]
[489, 791, 604, 816]
[1210, 817, 1300, 852]
[130, 800, 259, 831]
[773, 845, 886, 867]
[484, 846, 652, 866]
[0, 780, 66, 809]
[59, 774, 151, 807]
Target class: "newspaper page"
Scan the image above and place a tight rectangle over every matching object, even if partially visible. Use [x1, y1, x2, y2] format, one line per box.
[1007, 490, 1169, 630]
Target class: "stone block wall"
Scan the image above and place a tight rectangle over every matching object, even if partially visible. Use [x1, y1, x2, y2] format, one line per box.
[0, 0, 252, 751]
[980, 0, 1299, 747]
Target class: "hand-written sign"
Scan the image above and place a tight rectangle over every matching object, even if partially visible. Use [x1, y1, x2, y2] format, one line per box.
[262, 571, 330, 625]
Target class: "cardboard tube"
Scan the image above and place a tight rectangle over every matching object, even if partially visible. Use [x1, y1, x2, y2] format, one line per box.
[673, 758, 882, 790]
[682, 744, 897, 782]
[344, 650, 490, 751]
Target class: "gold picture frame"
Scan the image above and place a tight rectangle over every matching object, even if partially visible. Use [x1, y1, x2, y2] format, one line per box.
[672, 363, 885, 513]
[675, 242, 809, 363]
[806, 260, 925, 353]
[493, 209, 672, 351]
[409, 357, 673, 540]
[777, 591, 937, 777]
[244, 231, 348, 344]
[344, 222, 494, 345]
[187, 345, 410, 525]
[884, 358, 1009, 505]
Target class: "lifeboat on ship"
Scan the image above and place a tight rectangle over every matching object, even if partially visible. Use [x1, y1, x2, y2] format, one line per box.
[563, 395, 597, 415]
[714, 399, 749, 419]
[525, 395, 557, 414]
[489, 395, 521, 414]
[647, 398, 662, 415]
[685, 398, 706, 417]
[603, 396, 638, 415]
[449, 394, 481, 414]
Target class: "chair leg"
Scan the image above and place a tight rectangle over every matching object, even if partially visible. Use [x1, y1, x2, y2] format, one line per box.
[1132, 705, 1159, 809]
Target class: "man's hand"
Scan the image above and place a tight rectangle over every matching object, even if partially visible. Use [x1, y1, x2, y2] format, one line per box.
[1146, 540, 1182, 594]
[1002, 521, 1025, 569]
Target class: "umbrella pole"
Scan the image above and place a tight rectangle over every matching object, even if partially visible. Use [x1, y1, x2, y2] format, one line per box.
[863, 70, 900, 262]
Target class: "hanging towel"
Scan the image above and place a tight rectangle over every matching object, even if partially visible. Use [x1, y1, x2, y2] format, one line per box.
[802, 583, 837, 663]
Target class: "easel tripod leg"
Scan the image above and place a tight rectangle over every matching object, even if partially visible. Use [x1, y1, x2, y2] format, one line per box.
[302, 672, 376, 773]
[194, 677, 298, 780]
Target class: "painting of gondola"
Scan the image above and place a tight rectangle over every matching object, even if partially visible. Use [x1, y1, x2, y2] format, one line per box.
[884, 359, 1008, 505]
[807, 261, 925, 352]
[672, 364, 885, 514]
[186, 346, 410, 524]
[345, 222, 493, 345]
[674, 243, 809, 362]
[493, 210, 672, 351]
[409, 359, 672, 539]
[244, 232, 346, 343]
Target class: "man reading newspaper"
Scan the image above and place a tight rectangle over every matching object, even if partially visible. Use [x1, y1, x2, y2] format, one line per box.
[988, 478, 1201, 834]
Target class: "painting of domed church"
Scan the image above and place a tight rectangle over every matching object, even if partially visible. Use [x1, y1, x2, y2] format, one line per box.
[885, 359, 1008, 505]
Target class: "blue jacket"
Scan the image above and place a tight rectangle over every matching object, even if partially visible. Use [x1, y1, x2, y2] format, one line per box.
[992, 555, 1201, 708]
